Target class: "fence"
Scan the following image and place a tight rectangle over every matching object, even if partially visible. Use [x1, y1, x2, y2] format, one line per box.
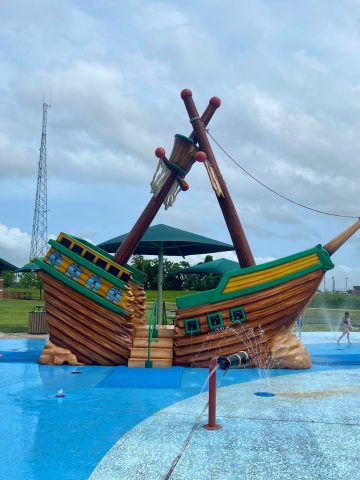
[143, 304, 360, 329]
[302, 307, 360, 329]
[4, 291, 32, 300]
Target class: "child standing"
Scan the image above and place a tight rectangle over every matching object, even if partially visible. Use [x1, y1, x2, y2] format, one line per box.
[337, 311, 353, 345]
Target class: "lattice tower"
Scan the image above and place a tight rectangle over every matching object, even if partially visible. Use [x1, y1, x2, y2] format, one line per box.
[30, 102, 49, 259]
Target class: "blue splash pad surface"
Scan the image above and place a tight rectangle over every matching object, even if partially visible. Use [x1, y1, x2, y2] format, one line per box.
[306, 342, 360, 365]
[97, 366, 185, 389]
[0, 338, 46, 351]
[1, 336, 360, 480]
[0, 339, 45, 363]
[91, 368, 360, 480]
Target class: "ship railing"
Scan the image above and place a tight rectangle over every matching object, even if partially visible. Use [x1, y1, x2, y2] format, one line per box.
[145, 301, 159, 368]
[145, 301, 175, 324]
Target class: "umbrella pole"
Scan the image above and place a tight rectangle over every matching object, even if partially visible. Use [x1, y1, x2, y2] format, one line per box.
[157, 242, 164, 325]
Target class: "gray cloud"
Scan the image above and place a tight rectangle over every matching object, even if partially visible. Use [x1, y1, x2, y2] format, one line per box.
[1, 0, 360, 284]
[0, 223, 30, 267]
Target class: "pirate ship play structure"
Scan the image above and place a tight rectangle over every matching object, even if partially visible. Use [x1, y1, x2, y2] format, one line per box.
[35, 89, 360, 369]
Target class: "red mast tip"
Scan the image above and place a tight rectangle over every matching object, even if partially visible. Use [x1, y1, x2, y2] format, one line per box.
[194, 151, 207, 162]
[210, 96, 221, 108]
[181, 89, 192, 99]
[155, 147, 165, 158]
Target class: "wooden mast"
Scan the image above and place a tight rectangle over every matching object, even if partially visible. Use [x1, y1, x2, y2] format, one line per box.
[181, 89, 255, 268]
[114, 97, 221, 266]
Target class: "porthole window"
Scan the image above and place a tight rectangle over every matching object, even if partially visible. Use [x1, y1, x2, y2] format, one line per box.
[47, 251, 63, 268]
[229, 306, 247, 325]
[65, 263, 82, 280]
[106, 286, 122, 304]
[85, 274, 102, 293]
[184, 318, 201, 335]
[207, 312, 224, 331]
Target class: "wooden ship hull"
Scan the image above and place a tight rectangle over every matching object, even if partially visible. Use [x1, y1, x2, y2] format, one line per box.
[173, 246, 331, 367]
[172, 219, 360, 368]
[36, 221, 360, 368]
[35, 233, 146, 365]
[35, 89, 360, 369]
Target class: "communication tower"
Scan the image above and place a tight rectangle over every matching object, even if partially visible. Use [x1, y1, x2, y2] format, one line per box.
[30, 102, 49, 259]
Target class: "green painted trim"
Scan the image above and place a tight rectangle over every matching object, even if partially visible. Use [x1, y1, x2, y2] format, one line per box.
[147, 301, 158, 367]
[207, 312, 224, 331]
[174, 133, 195, 145]
[48, 240, 127, 290]
[169, 162, 186, 178]
[71, 235, 145, 285]
[176, 246, 334, 310]
[35, 259, 130, 316]
[72, 235, 114, 260]
[229, 306, 247, 325]
[123, 265, 145, 286]
[315, 245, 335, 272]
[184, 318, 201, 335]
[213, 263, 324, 303]
[214, 245, 333, 303]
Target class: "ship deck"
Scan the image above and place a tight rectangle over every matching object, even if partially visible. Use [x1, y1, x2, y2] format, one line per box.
[1, 333, 360, 480]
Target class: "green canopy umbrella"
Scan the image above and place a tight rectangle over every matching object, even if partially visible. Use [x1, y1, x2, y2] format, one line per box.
[14, 262, 40, 273]
[176, 258, 239, 275]
[0, 258, 18, 275]
[98, 224, 234, 324]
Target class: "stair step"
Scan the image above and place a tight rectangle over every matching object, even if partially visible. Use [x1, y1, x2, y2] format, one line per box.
[130, 347, 173, 360]
[133, 337, 173, 348]
[128, 358, 173, 368]
[135, 325, 174, 338]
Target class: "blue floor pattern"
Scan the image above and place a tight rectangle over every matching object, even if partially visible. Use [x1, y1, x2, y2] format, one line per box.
[0, 333, 359, 480]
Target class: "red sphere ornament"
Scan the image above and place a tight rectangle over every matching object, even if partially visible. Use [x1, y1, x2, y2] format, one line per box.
[181, 89, 192, 99]
[182, 180, 189, 191]
[155, 147, 166, 158]
[209, 96, 221, 108]
[194, 151, 207, 162]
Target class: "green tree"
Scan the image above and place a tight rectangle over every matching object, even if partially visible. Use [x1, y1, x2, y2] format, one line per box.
[2, 271, 16, 288]
[130, 254, 221, 291]
[163, 259, 191, 290]
[130, 255, 158, 290]
[18, 272, 42, 289]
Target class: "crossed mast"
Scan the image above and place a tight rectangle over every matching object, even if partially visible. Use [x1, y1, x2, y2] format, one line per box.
[114, 89, 255, 269]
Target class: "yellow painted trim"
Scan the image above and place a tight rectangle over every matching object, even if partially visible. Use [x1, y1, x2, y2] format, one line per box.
[57, 233, 131, 281]
[45, 249, 129, 309]
[223, 253, 320, 294]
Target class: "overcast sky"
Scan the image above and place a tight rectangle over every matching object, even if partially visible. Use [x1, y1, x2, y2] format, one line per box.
[1, 0, 360, 290]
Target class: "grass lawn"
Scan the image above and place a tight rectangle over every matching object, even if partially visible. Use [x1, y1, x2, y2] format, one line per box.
[0, 299, 45, 333]
[0, 290, 191, 333]
[145, 290, 193, 303]
[1, 289, 359, 334]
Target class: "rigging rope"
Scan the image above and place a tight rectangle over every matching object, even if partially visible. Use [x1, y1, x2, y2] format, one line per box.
[206, 129, 359, 219]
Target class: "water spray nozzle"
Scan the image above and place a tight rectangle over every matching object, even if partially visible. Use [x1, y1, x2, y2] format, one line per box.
[217, 351, 250, 370]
